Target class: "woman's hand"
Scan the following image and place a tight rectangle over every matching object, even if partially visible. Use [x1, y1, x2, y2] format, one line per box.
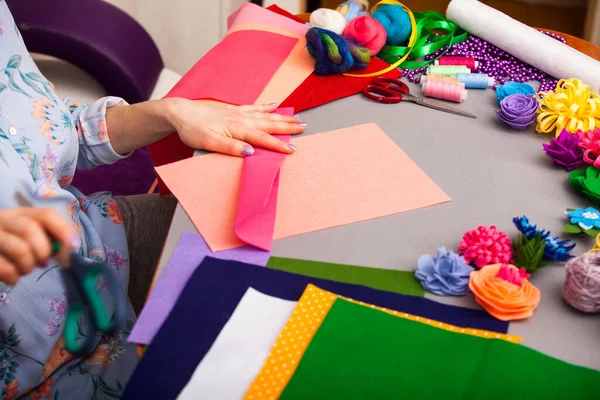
[0, 208, 79, 285]
[167, 99, 307, 157]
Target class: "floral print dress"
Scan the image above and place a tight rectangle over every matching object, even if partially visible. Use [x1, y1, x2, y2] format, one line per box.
[0, 2, 138, 399]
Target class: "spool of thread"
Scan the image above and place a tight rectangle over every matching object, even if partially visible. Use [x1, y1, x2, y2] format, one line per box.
[456, 73, 495, 89]
[372, 3, 412, 46]
[435, 56, 478, 72]
[563, 252, 600, 313]
[336, 0, 370, 23]
[342, 15, 387, 55]
[427, 65, 471, 76]
[421, 74, 460, 85]
[310, 8, 348, 35]
[421, 79, 468, 103]
[306, 27, 370, 76]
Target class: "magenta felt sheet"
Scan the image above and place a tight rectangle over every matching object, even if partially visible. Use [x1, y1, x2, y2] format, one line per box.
[234, 107, 293, 251]
[128, 232, 270, 345]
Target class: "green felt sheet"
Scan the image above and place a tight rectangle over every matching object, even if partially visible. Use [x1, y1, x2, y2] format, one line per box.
[266, 257, 424, 297]
[280, 299, 600, 400]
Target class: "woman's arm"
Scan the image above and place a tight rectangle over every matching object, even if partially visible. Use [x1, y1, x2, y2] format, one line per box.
[105, 98, 306, 157]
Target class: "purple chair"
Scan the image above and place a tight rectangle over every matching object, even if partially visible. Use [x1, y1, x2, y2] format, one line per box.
[9, 0, 176, 196]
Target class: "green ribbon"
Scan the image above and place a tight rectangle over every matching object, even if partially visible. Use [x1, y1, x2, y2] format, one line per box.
[377, 11, 469, 70]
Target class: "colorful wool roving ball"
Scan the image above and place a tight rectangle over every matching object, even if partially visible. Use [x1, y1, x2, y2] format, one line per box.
[343, 15, 387, 55]
[458, 225, 513, 268]
[336, 0, 370, 23]
[306, 27, 370, 76]
[372, 3, 412, 46]
[309, 8, 348, 35]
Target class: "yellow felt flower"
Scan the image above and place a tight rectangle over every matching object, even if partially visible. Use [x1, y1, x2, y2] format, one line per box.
[536, 78, 600, 137]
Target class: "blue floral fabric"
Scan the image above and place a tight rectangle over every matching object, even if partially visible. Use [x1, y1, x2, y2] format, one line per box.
[0, 2, 138, 399]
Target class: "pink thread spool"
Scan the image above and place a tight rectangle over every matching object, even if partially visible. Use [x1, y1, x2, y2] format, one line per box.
[435, 56, 478, 72]
[421, 74, 460, 85]
[421, 79, 468, 103]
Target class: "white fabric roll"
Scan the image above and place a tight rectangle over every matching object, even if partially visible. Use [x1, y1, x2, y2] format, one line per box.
[446, 0, 600, 92]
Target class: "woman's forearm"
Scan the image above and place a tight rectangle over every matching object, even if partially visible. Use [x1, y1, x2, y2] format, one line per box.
[105, 98, 178, 154]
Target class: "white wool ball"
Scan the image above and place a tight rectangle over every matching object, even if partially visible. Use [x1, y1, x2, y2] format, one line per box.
[309, 8, 347, 35]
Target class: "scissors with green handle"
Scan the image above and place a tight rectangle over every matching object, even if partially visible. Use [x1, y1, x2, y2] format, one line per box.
[15, 192, 127, 356]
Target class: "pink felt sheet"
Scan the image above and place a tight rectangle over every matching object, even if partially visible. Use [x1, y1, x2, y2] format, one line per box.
[156, 123, 452, 252]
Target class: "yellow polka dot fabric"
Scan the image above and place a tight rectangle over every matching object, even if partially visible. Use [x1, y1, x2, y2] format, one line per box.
[244, 284, 523, 400]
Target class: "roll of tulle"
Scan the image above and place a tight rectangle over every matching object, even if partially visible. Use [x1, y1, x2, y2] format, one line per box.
[446, 0, 600, 92]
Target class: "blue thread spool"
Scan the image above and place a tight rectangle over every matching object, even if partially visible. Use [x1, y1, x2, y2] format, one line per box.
[456, 73, 494, 89]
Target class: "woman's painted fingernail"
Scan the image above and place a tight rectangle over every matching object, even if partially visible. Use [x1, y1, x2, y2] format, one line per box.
[298, 122, 307, 127]
[288, 144, 297, 151]
[292, 113, 300, 119]
[242, 146, 255, 156]
[70, 236, 81, 250]
[269, 103, 278, 107]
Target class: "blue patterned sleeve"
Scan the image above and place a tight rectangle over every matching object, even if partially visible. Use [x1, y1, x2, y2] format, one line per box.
[69, 97, 132, 170]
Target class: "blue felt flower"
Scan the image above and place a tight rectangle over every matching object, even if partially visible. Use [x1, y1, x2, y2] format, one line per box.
[415, 247, 474, 296]
[544, 236, 576, 261]
[496, 82, 536, 105]
[513, 216, 549, 240]
[565, 207, 600, 230]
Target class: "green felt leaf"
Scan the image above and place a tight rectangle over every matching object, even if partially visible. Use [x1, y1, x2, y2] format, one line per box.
[513, 233, 547, 273]
[566, 208, 576, 212]
[563, 224, 583, 234]
[584, 228, 600, 237]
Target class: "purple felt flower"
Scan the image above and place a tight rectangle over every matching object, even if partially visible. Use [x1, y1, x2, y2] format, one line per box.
[497, 93, 538, 130]
[542, 129, 583, 171]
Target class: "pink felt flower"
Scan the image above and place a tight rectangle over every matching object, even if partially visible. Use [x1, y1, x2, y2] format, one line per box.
[496, 264, 531, 286]
[458, 225, 512, 268]
[578, 128, 600, 168]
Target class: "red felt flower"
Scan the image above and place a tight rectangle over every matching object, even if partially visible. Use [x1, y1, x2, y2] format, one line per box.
[458, 225, 512, 268]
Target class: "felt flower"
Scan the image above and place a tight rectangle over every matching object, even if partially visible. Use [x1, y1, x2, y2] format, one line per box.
[512, 216, 549, 240]
[544, 235, 576, 261]
[569, 165, 600, 205]
[468, 263, 541, 321]
[512, 233, 548, 273]
[513, 215, 575, 262]
[458, 226, 512, 268]
[542, 129, 583, 171]
[497, 94, 538, 130]
[577, 128, 600, 168]
[414, 247, 474, 296]
[536, 78, 600, 137]
[565, 207, 600, 230]
[496, 81, 536, 105]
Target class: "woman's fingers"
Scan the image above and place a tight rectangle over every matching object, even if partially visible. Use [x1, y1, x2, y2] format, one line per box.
[4, 216, 52, 266]
[20, 208, 79, 251]
[244, 111, 300, 123]
[238, 126, 297, 154]
[0, 255, 18, 286]
[242, 118, 306, 135]
[203, 133, 256, 157]
[0, 232, 36, 275]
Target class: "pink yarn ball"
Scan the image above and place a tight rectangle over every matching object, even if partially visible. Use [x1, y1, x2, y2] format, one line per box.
[458, 225, 513, 268]
[342, 15, 387, 56]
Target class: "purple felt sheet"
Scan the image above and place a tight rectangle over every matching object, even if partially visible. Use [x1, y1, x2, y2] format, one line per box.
[128, 232, 271, 345]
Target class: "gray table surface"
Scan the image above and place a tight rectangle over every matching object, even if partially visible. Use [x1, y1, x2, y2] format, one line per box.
[153, 83, 600, 370]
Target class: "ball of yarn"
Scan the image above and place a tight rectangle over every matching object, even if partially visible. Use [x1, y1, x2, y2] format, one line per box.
[343, 15, 387, 55]
[372, 3, 412, 46]
[458, 225, 513, 268]
[309, 8, 347, 35]
[306, 27, 370, 76]
[336, 0, 370, 23]
[563, 252, 600, 313]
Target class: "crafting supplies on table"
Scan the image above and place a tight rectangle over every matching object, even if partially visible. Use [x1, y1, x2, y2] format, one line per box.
[127, 1, 600, 398]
